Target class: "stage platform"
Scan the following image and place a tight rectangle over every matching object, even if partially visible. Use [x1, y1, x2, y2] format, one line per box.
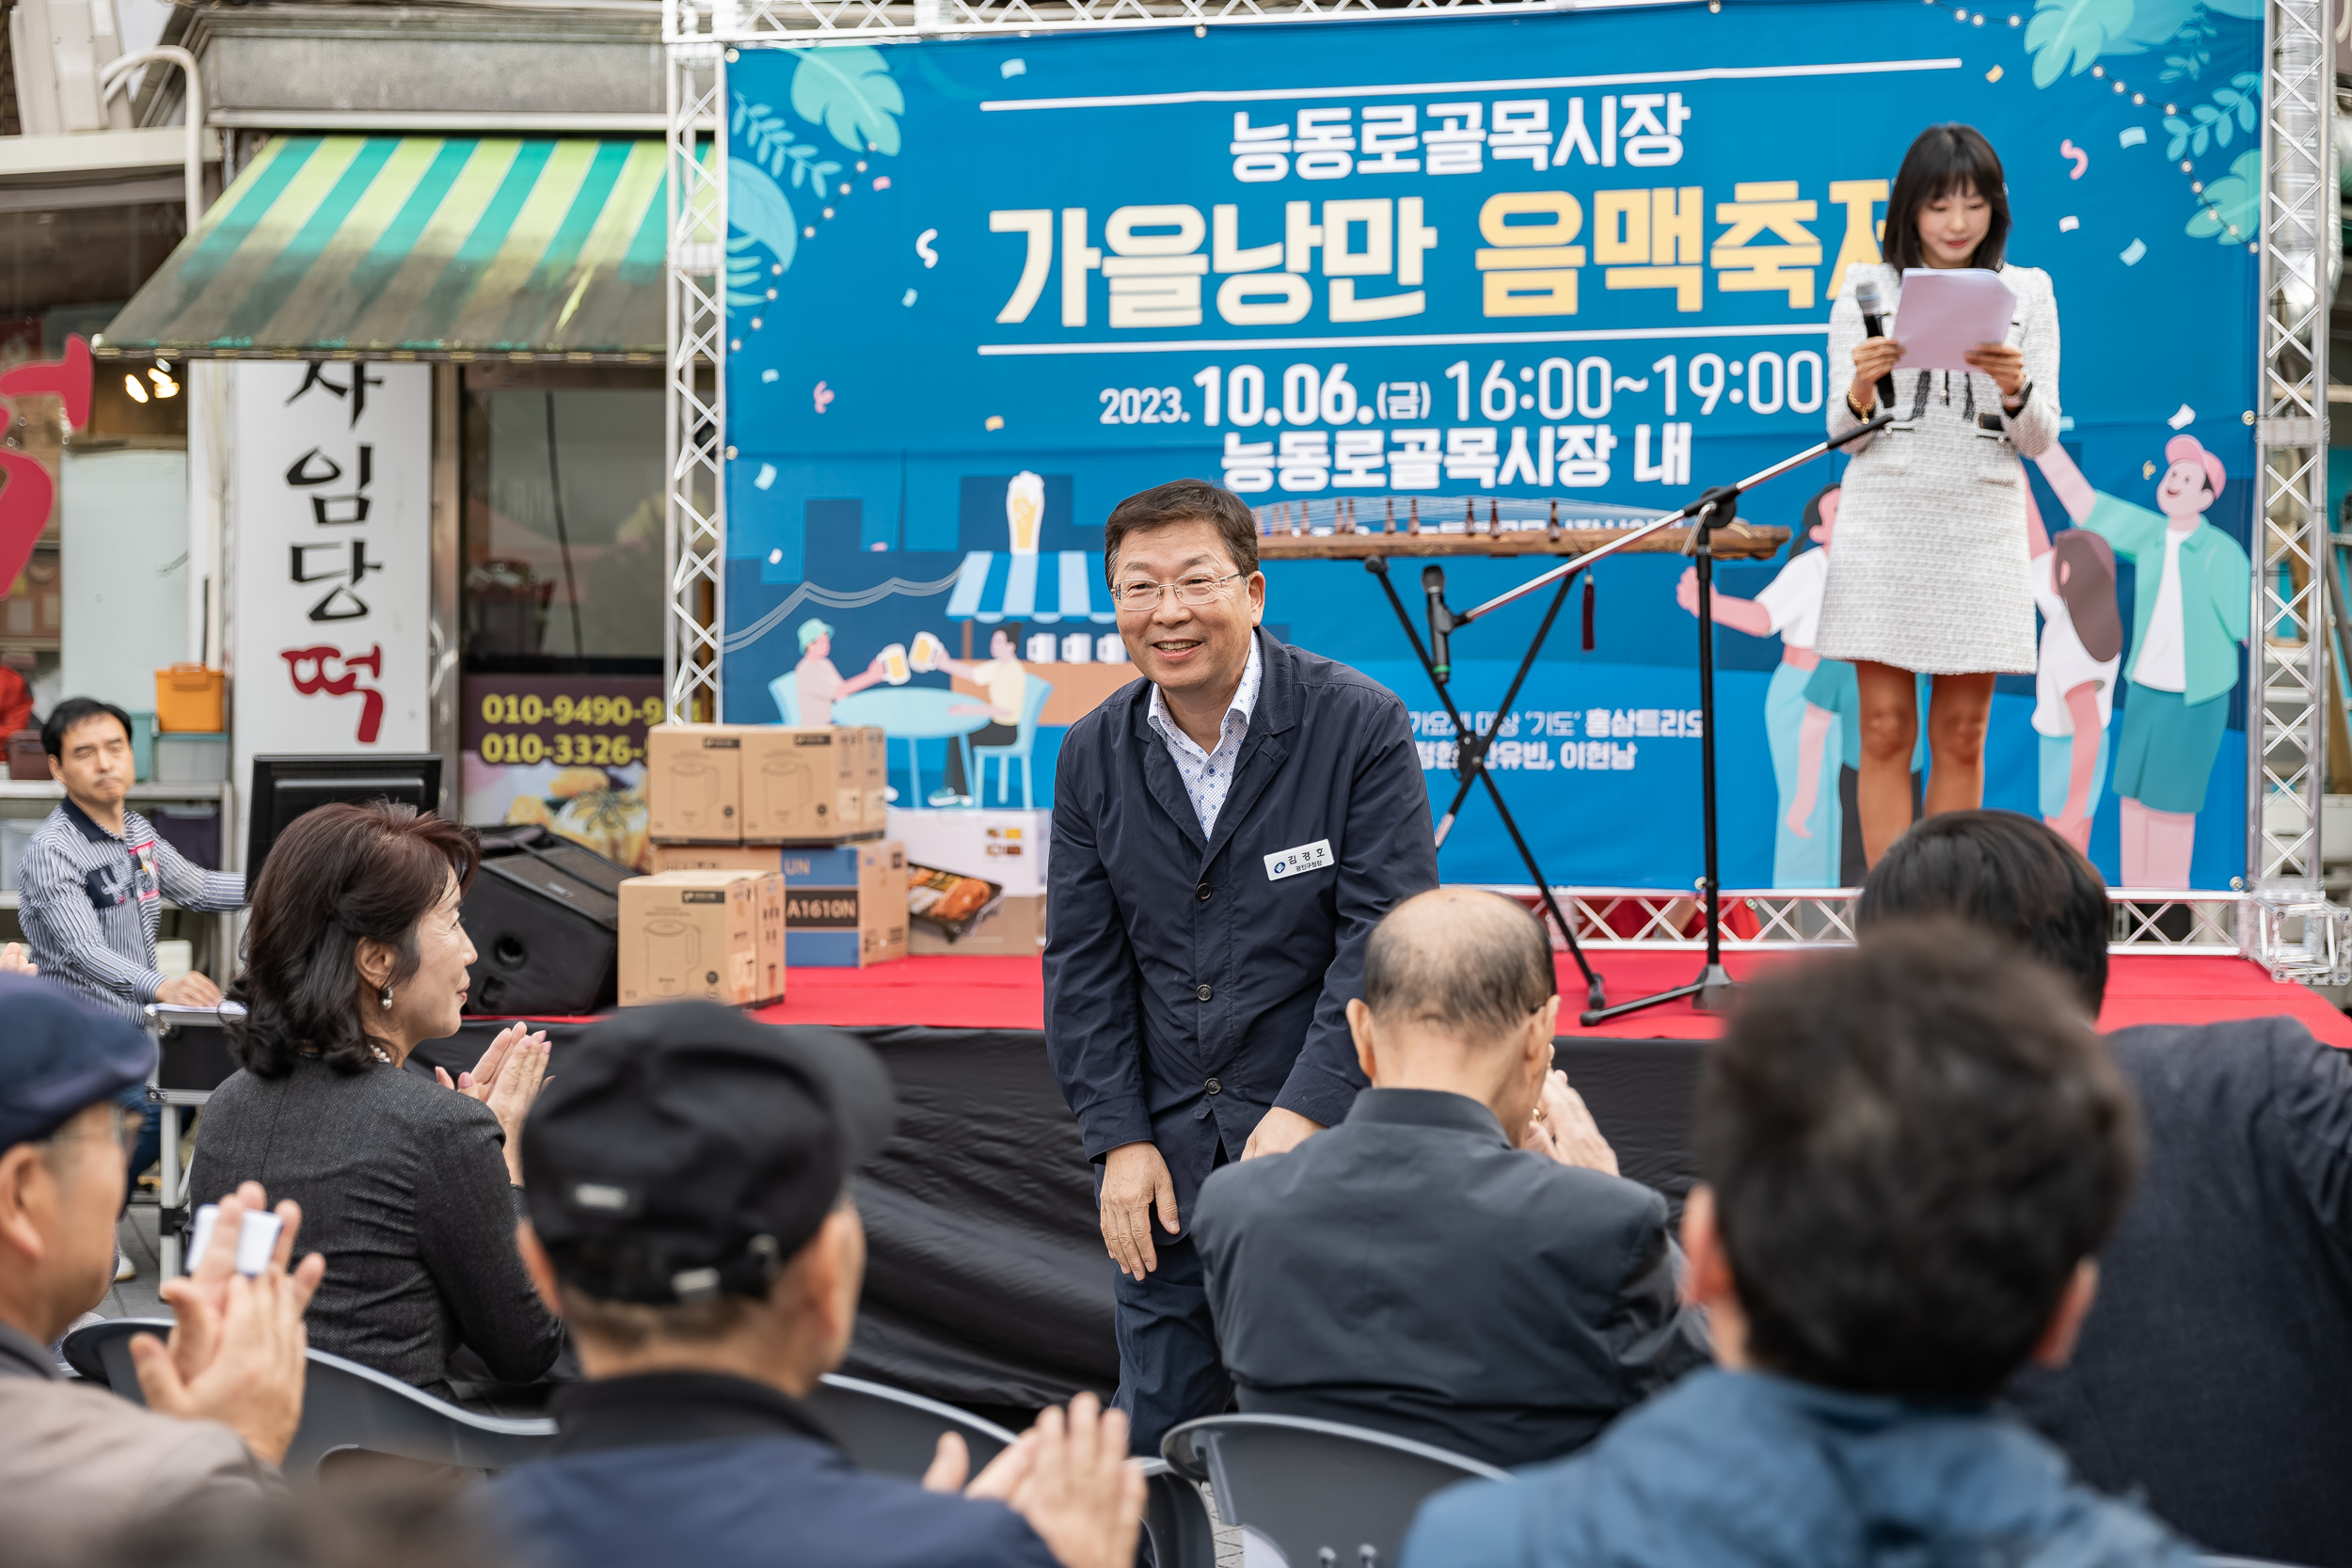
[748, 951, 2352, 1046]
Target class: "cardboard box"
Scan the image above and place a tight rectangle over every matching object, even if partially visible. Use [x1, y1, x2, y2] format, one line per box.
[910, 893, 1046, 957]
[616, 870, 786, 1007]
[884, 808, 1049, 898]
[647, 844, 779, 875]
[782, 840, 907, 967]
[854, 727, 889, 832]
[645, 725, 742, 843]
[738, 725, 861, 843]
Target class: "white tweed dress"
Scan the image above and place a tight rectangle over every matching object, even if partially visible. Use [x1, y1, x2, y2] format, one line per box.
[1813, 261, 2060, 676]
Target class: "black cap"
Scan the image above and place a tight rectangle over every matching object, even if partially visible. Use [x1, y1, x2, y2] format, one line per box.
[520, 1003, 896, 1305]
[0, 975, 154, 1148]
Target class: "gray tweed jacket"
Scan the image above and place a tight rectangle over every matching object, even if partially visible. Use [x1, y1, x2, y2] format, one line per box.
[189, 1055, 564, 1399]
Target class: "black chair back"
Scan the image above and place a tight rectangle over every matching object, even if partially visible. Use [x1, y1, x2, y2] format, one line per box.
[61, 1317, 554, 1480]
[1163, 1414, 1504, 1568]
[807, 1372, 1019, 1475]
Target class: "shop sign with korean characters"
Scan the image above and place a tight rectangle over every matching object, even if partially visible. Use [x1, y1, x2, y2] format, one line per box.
[232, 363, 431, 780]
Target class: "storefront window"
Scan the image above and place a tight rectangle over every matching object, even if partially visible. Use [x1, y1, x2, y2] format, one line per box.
[460, 365, 664, 673]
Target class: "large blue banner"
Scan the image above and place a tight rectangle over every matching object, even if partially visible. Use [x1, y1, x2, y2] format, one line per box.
[723, 0, 2261, 890]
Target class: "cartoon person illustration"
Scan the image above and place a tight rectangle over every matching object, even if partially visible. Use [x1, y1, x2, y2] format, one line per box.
[928, 621, 1033, 807]
[1677, 483, 1842, 888]
[2025, 479, 2123, 853]
[2034, 436, 2250, 885]
[792, 617, 886, 726]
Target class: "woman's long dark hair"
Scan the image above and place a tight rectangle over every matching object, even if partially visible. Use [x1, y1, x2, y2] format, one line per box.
[2052, 529, 2122, 663]
[1884, 123, 2010, 273]
[227, 802, 478, 1077]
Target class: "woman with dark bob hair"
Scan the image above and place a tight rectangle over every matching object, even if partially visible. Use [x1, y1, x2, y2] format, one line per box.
[1817, 122, 2061, 870]
[190, 801, 563, 1399]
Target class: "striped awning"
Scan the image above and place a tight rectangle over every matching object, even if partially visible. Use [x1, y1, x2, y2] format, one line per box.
[97, 135, 670, 362]
[946, 551, 1117, 626]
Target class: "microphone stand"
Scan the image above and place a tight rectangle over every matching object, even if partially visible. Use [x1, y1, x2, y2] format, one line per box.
[1577, 411, 1892, 1026]
[1366, 411, 1891, 1025]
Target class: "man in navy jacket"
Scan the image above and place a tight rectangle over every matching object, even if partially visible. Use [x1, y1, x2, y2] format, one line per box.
[1044, 478, 1439, 1453]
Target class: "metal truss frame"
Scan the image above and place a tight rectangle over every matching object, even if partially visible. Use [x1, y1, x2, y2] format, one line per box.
[663, 0, 2344, 976]
[664, 0, 727, 723]
[1509, 887, 2252, 958]
[2245, 0, 2335, 978]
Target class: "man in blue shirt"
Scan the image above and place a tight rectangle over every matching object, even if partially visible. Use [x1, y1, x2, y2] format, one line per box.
[1045, 479, 1439, 1453]
[487, 1004, 1144, 1568]
[1404, 926, 2198, 1568]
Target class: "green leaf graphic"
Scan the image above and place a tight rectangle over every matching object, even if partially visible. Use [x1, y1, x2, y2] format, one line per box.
[2185, 150, 2260, 245]
[787, 46, 905, 157]
[2025, 0, 2137, 87]
[727, 155, 799, 276]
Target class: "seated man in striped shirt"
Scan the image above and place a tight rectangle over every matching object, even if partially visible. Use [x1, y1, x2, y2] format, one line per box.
[19, 698, 245, 1024]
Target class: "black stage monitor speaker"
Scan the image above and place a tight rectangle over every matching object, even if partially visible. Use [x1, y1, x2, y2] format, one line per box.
[461, 826, 626, 1017]
[247, 754, 443, 886]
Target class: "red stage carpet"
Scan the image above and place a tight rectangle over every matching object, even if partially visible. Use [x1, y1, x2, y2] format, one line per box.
[753, 951, 2352, 1046]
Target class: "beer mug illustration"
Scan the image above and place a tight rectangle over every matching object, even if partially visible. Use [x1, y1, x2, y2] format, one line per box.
[881, 643, 912, 684]
[1059, 632, 1094, 664]
[1025, 632, 1059, 663]
[1096, 633, 1129, 665]
[1006, 471, 1045, 556]
[909, 630, 945, 673]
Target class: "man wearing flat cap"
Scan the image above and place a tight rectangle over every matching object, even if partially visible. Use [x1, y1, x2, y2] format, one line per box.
[0, 974, 321, 1565]
[487, 1001, 1144, 1568]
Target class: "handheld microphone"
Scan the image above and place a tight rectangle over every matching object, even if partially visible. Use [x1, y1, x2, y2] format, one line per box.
[1851, 277, 1899, 414]
[1422, 565, 1452, 685]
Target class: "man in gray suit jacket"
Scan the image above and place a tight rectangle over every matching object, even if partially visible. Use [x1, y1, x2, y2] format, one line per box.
[0, 974, 322, 1566]
[1191, 890, 1708, 1469]
[1858, 811, 2352, 1568]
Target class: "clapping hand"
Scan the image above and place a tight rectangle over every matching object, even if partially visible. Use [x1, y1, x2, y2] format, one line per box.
[1522, 1070, 1621, 1176]
[131, 1180, 325, 1467]
[926, 1393, 1146, 1568]
[436, 1023, 551, 1185]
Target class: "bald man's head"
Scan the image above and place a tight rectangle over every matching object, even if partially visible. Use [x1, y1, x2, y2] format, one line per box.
[1363, 889, 1556, 1046]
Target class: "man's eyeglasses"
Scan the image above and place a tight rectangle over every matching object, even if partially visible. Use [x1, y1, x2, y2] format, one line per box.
[48, 1101, 143, 1160]
[1108, 572, 1245, 612]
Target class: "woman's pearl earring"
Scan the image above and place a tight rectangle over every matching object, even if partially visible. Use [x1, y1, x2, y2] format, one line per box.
[380, 985, 394, 1009]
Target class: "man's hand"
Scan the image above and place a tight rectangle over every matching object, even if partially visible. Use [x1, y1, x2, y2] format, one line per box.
[988, 1395, 1146, 1568]
[1240, 1106, 1323, 1162]
[156, 971, 223, 1007]
[0, 942, 33, 975]
[1099, 1142, 1178, 1281]
[1522, 1070, 1620, 1176]
[132, 1180, 326, 1467]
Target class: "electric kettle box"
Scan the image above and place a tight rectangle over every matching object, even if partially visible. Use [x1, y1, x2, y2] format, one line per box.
[781, 840, 908, 968]
[738, 726, 862, 843]
[853, 727, 888, 832]
[645, 725, 742, 844]
[616, 870, 786, 1007]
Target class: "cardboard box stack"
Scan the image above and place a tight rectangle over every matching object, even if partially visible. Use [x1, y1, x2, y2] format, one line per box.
[616, 869, 786, 1007]
[648, 840, 909, 969]
[646, 723, 889, 846]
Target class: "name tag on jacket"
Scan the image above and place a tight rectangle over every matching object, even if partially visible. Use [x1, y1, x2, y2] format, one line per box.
[1264, 839, 1334, 881]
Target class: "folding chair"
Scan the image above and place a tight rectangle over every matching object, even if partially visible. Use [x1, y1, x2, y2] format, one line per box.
[61, 1317, 555, 1480]
[1163, 1414, 1505, 1568]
